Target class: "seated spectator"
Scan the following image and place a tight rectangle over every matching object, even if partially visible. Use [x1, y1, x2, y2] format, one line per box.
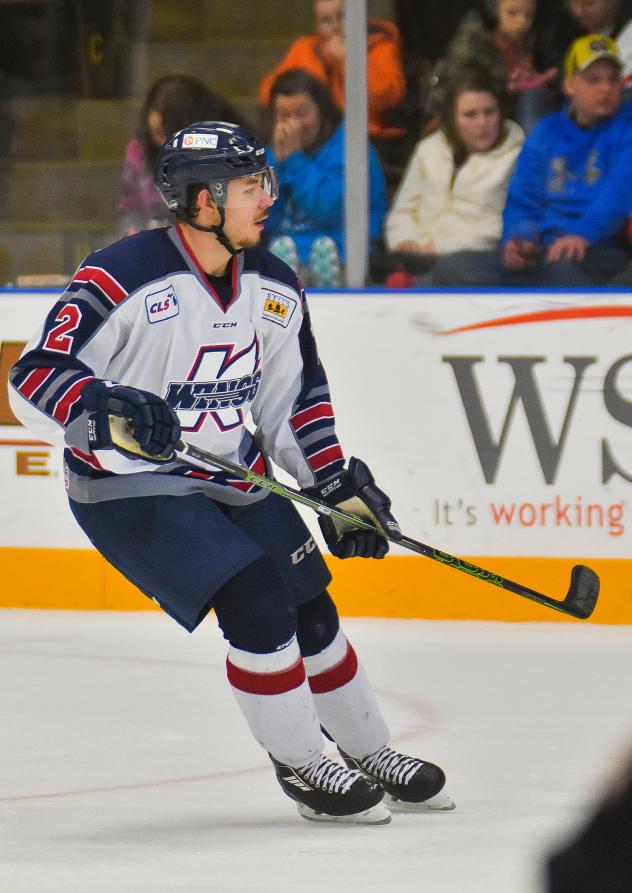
[537, 0, 632, 85]
[441, 0, 559, 132]
[118, 75, 250, 236]
[263, 68, 387, 288]
[383, 68, 524, 278]
[258, 0, 407, 164]
[430, 35, 632, 287]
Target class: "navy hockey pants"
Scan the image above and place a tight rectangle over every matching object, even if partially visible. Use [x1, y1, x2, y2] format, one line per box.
[69, 492, 332, 639]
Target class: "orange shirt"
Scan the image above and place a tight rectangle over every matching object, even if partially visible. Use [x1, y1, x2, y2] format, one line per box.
[259, 18, 406, 139]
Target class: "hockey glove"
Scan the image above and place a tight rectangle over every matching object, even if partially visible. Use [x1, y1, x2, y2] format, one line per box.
[306, 457, 401, 559]
[80, 380, 180, 461]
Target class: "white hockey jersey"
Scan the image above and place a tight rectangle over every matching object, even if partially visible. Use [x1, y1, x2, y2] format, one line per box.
[9, 225, 345, 504]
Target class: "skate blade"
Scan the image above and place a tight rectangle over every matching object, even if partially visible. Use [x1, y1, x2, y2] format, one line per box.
[297, 801, 392, 825]
[384, 790, 456, 812]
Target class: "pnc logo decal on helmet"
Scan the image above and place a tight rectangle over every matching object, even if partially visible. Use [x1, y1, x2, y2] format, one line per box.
[182, 133, 219, 149]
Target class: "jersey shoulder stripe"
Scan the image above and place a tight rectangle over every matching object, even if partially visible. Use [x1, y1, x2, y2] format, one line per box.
[72, 266, 127, 306]
[77, 228, 189, 301]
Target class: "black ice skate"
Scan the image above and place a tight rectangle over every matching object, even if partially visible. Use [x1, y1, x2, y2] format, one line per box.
[270, 753, 391, 824]
[339, 745, 456, 812]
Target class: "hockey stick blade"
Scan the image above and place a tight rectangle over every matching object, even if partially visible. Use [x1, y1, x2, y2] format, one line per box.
[171, 439, 600, 620]
[562, 564, 600, 620]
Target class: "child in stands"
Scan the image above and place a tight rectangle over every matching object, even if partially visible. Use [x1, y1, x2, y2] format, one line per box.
[443, 0, 558, 132]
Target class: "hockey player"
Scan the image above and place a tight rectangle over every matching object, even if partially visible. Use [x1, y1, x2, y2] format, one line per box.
[9, 122, 453, 824]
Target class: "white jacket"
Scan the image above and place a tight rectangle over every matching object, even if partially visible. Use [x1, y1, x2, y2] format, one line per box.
[385, 120, 524, 254]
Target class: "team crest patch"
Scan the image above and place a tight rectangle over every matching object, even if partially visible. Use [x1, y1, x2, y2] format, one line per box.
[262, 290, 297, 328]
[145, 284, 180, 324]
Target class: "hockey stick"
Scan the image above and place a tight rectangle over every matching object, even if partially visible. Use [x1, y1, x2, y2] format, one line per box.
[107, 416, 599, 619]
[174, 439, 600, 620]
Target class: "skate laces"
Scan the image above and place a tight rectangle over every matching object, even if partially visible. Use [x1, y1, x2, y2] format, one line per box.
[300, 756, 361, 794]
[360, 746, 422, 786]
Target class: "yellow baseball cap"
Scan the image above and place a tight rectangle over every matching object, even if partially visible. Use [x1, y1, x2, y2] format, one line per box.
[564, 34, 622, 76]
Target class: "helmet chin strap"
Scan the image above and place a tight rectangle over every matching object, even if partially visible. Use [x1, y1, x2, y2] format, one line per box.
[181, 206, 240, 256]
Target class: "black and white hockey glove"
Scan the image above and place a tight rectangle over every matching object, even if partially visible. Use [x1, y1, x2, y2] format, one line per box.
[80, 380, 181, 461]
[306, 457, 401, 559]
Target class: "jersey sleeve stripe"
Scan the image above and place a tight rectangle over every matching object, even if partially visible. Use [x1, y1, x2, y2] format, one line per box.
[52, 375, 93, 425]
[73, 266, 128, 306]
[18, 367, 54, 399]
[308, 444, 344, 473]
[290, 402, 334, 432]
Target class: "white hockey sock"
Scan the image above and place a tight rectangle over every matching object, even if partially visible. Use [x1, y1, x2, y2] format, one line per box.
[303, 629, 389, 759]
[227, 635, 323, 768]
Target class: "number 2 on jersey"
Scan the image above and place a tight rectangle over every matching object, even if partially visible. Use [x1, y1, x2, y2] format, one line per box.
[43, 304, 82, 353]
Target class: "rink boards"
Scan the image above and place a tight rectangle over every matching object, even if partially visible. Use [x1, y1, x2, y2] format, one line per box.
[1, 287, 631, 623]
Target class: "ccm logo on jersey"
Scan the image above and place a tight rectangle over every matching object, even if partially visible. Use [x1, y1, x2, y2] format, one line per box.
[262, 290, 297, 328]
[145, 284, 180, 324]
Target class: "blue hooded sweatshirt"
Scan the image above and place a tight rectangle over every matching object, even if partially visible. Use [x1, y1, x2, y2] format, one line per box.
[503, 100, 632, 247]
[265, 124, 386, 263]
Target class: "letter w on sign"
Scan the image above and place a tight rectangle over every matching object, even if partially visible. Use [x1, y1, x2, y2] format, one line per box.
[442, 355, 596, 485]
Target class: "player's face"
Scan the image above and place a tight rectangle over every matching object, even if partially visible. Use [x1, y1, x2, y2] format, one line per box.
[496, 0, 535, 42]
[222, 174, 276, 249]
[454, 90, 501, 153]
[274, 92, 322, 151]
[147, 110, 166, 147]
[565, 59, 622, 125]
[567, 0, 617, 31]
[315, 0, 344, 39]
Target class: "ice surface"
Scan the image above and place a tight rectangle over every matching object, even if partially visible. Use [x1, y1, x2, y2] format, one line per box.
[1, 610, 631, 893]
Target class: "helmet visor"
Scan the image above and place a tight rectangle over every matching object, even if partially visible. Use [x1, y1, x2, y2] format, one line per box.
[210, 166, 278, 208]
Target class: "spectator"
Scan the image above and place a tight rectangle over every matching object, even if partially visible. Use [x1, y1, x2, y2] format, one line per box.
[545, 742, 632, 892]
[383, 68, 524, 279]
[118, 74, 250, 236]
[537, 0, 632, 85]
[431, 35, 632, 286]
[264, 68, 387, 288]
[441, 0, 559, 132]
[259, 0, 407, 160]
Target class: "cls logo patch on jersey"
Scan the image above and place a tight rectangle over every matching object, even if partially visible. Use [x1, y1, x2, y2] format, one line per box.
[262, 290, 297, 328]
[145, 284, 179, 324]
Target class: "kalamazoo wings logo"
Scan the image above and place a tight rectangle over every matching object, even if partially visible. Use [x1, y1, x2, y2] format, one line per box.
[166, 332, 261, 433]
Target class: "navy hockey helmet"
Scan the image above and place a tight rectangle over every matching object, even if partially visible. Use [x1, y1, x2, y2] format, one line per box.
[154, 121, 277, 214]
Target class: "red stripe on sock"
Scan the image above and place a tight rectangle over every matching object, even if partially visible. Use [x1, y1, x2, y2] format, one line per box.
[226, 656, 306, 695]
[308, 643, 358, 694]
